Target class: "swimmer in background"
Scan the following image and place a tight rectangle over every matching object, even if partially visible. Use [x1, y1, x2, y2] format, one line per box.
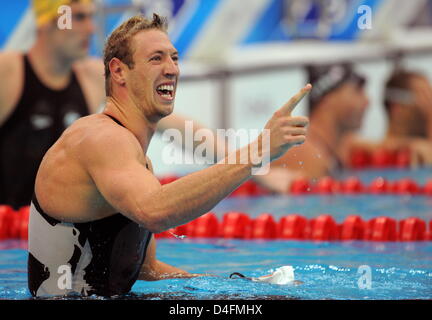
[0, 0, 102, 209]
[0, 0, 280, 208]
[381, 68, 432, 166]
[269, 64, 369, 186]
[28, 14, 311, 297]
[267, 63, 432, 192]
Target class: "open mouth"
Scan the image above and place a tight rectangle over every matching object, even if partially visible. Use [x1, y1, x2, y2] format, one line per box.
[156, 84, 175, 101]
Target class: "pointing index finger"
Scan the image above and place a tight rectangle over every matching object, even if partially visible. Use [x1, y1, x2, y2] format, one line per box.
[279, 84, 312, 116]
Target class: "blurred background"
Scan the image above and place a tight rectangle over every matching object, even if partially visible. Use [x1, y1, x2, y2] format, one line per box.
[2, 0, 432, 175]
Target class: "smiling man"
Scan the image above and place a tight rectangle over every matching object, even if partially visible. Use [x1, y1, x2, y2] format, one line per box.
[28, 14, 311, 297]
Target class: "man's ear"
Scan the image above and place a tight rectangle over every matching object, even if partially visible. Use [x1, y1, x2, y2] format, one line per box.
[109, 57, 127, 87]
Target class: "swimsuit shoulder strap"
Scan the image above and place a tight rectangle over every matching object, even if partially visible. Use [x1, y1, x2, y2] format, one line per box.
[105, 114, 149, 170]
[105, 114, 125, 127]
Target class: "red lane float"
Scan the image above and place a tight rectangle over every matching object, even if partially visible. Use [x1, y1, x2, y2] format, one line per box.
[159, 175, 179, 185]
[1, 204, 430, 242]
[424, 180, 432, 196]
[278, 214, 308, 239]
[399, 217, 426, 241]
[342, 177, 365, 194]
[0, 206, 14, 240]
[392, 178, 420, 195]
[349, 147, 411, 169]
[18, 206, 30, 240]
[251, 213, 277, 239]
[349, 148, 371, 169]
[371, 149, 397, 168]
[340, 215, 366, 240]
[154, 214, 432, 242]
[289, 178, 312, 194]
[369, 177, 392, 194]
[308, 214, 339, 241]
[157, 175, 430, 197]
[313, 177, 341, 194]
[220, 212, 252, 239]
[193, 213, 219, 238]
[367, 217, 398, 241]
[395, 148, 411, 168]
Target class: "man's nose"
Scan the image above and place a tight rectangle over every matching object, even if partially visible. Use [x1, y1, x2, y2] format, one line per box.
[163, 58, 179, 78]
[86, 18, 96, 35]
[82, 14, 96, 35]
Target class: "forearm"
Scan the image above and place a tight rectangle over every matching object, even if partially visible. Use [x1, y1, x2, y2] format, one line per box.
[139, 260, 205, 281]
[141, 147, 255, 232]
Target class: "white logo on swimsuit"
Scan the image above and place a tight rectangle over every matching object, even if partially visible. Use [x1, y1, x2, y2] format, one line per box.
[64, 111, 81, 127]
[29, 206, 93, 296]
[30, 114, 53, 130]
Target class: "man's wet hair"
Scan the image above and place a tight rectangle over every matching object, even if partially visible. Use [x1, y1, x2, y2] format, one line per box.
[103, 13, 168, 96]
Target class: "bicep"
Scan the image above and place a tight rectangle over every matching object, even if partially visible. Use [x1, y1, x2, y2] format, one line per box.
[91, 157, 161, 224]
[83, 134, 161, 226]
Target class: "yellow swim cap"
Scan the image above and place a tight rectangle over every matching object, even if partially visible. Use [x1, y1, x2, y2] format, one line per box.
[33, 0, 92, 27]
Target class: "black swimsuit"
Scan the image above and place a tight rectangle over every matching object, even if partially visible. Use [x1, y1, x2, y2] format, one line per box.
[0, 54, 90, 210]
[27, 115, 153, 297]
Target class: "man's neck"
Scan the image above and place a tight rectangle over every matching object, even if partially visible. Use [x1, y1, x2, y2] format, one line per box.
[309, 107, 344, 150]
[28, 39, 74, 85]
[387, 115, 425, 139]
[104, 96, 157, 154]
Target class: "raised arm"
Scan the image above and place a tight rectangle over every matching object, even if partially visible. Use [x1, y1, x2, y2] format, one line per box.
[83, 85, 311, 233]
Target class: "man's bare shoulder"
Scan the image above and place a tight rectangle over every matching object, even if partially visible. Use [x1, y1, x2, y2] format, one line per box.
[272, 140, 328, 178]
[274, 141, 317, 166]
[64, 115, 144, 164]
[74, 57, 104, 81]
[0, 51, 21, 72]
[0, 51, 23, 124]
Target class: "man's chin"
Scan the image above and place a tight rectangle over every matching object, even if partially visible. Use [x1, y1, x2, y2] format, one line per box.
[158, 104, 174, 118]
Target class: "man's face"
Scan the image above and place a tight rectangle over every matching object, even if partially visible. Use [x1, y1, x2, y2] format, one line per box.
[393, 75, 432, 136]
[409, 75, 432, 116]
[334, 82, 369, 130]
[46, 2, 96, 61]
[126, 29, 180, 120]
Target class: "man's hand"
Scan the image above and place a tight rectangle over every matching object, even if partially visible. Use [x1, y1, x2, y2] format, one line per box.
[409, 138, 432, 167]
[257, 84, 312, 162]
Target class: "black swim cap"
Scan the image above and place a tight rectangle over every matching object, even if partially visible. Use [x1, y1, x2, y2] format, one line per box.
[307, 63, 366, 114]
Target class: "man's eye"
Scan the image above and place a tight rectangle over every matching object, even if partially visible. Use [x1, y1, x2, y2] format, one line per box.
[150, 56, 161, 61]
[172, 56, 179, 62]
[73, 13, 88, 21]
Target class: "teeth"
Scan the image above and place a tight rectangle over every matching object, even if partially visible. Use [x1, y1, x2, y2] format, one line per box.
[157, 84, 174, 91]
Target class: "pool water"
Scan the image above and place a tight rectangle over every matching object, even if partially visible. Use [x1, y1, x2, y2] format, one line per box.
[0, 168, 431, 300]
[0, 239, 431, 300]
